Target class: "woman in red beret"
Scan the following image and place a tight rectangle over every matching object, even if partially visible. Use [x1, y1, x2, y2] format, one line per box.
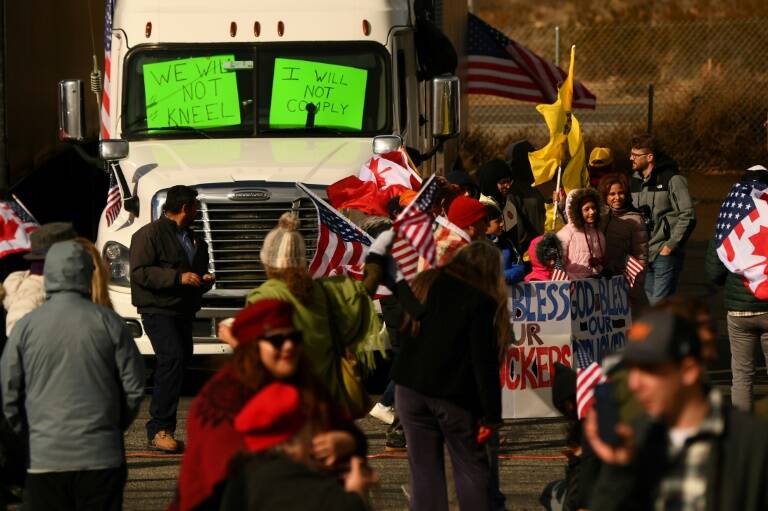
[171, 299, 367, 511]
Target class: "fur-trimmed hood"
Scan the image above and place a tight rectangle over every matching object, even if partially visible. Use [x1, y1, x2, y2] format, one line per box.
[567, 188, 602, 230]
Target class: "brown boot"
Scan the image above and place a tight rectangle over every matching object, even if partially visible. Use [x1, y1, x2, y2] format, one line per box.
[149, 430, 183, 453]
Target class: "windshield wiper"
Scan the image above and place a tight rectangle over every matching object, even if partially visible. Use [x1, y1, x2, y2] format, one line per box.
[126, 125, 214, 139]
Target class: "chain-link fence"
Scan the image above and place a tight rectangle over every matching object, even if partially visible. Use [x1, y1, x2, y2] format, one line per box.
[465, 17, 768, 173]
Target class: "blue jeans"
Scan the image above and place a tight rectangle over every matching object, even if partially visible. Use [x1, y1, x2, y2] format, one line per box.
[379, 380, 396, 407]
[142, 314, 193, 440]
[644, 252, 683, 306]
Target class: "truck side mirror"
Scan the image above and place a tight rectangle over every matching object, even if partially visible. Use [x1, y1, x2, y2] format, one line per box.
[99, 140, 129, 161]
[57, 80, 86, 142]
[431, 76, 460, 139]
[372, 135, 403, 155]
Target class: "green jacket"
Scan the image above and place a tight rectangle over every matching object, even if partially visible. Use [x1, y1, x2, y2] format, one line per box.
[245, 277, 381, 410]
[705, 237, 768, 312]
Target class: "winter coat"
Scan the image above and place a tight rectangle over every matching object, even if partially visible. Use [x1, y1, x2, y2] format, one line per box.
[0, 241, 144, 471]
[245, 277, 381, 414]
[600, 207, 649, 276]
[129, 216, 212, 317]
[557, 189, 606, 279]
[630, 155, 696, 261]
[3, 270, 44, 335]
[525, 234, 563, 282]
[391, 272, 502, 424]
[705, 237, 768, 312]
[490, 235, 525, 284]
[220, 453, 368, 511]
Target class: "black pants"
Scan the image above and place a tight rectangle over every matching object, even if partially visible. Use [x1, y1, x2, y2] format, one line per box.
[396, 385, 490, 511]
[23, 465, 126, 511]
[142, 313, 193, 440]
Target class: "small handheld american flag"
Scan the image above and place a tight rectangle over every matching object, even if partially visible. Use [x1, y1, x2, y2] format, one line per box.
[576, 361, 607, 419]
[104, 165, 122, 227]
[296, 183, 373, 278]
[623, 254, 644, 288]
[551, 263, 569, 282]
[392, 176, 439, 282]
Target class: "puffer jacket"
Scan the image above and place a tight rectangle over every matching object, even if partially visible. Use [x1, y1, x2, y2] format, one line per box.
[1, 241, 144, 471]
[601, 207, 649, 275]
[2, 270, 44, 335]
[557, 189, 606, 279]
[630, 155, 696, 261]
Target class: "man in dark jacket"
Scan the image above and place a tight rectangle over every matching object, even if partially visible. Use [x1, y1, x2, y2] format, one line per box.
[704, 165, 768, 412]
[629, 134, 696, 305]
[130, 185, 214, 452]
[585, 309, 768, 511]
[1, 241, 144, 510]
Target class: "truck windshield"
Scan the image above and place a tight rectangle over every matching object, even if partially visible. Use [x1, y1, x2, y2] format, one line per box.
[122, 42, 390, 139]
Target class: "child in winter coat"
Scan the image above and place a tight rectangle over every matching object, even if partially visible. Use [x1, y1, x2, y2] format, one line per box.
[556, 188, 606, 279]
[525, 233, 565, 282]
[485, 203, 525, 284]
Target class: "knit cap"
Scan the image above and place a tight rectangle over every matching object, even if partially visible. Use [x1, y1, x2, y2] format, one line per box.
[260, 212, 307, 269]
[447, 196, 487, 229]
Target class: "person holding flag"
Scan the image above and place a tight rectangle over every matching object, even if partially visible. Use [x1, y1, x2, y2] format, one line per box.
[528, 46, 590, 232]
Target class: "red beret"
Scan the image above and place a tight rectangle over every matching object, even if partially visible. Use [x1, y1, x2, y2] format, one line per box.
[231, 299, 294, 345]
[447, 196, 487, 229]
[235, 382, 305, 452]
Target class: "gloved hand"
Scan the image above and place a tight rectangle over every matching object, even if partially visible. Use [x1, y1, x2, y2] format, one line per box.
[369, 229, 396, 256]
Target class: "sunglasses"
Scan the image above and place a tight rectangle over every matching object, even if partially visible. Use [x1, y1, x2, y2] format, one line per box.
[261, 331, 303, 349]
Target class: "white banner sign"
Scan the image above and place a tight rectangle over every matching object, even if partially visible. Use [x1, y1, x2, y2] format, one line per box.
[501, 276, 631, 419]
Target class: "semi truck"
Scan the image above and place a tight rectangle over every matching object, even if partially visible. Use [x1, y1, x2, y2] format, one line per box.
[58, 0, 464, 354]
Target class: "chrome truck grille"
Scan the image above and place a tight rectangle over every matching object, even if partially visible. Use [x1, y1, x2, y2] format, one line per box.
[193, 187, 319, 290]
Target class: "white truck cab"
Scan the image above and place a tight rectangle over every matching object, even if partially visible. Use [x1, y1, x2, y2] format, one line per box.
[58, 0, 462, 354]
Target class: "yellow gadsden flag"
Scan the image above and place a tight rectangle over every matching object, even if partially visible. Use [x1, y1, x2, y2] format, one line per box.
[528, 46, 588, 193]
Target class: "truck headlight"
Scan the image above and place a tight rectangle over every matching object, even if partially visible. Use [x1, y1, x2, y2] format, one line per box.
[103, 241, 130, 286]
[151, 190, 168, 220]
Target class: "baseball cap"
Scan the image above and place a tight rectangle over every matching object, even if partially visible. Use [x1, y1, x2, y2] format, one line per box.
[588, 147, 613, 168]
[622, 309, 701, 366]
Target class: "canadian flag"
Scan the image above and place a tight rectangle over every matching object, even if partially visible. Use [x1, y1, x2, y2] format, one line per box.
[0, 200, 39, 259]
[326, 147, 422, 217]
[715, 177, 768, 299]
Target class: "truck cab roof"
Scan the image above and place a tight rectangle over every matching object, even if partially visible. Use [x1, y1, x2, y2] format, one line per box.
[115, 0, 411, 46]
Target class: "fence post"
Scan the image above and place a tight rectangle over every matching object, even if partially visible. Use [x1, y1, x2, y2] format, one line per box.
[554, 26, 560, 67]
[647, 83, 654, 134]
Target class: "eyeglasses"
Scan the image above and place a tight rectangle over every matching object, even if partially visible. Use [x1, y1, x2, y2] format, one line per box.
[629, 152, 650, 159]
[261, 331, 303, 350]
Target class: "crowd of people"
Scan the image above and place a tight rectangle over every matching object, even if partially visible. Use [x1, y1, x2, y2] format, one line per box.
[0, 131, 766, 511]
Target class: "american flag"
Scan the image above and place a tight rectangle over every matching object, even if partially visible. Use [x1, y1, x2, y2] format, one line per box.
[623, 254, 644, 288]
[576, 361, 607, 419]
[715, 174, 768, 299]
[392, 176, 439, 281]
[104, 164, 122, 227]
[101, 0, 114, 139]
[296, 183, 373, 278]
[0, 199, 39, 259]
[434, 216, 470, 266]
[467, 14, 596, 109]
[551, 264, 569, 282]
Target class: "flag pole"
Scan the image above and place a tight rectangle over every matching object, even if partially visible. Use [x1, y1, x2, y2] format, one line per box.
[552, 163, 562, 231]
[11, 194, 38, 224]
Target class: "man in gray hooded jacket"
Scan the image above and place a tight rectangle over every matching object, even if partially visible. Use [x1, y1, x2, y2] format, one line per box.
[1, 240, 144, 510]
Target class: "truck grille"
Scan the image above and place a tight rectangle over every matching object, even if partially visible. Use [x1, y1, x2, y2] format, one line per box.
[194, 198, 318, 290]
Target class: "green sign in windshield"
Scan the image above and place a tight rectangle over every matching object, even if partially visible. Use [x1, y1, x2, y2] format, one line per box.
[143, 55, 241, 129]
[269, 58, 367, 130]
